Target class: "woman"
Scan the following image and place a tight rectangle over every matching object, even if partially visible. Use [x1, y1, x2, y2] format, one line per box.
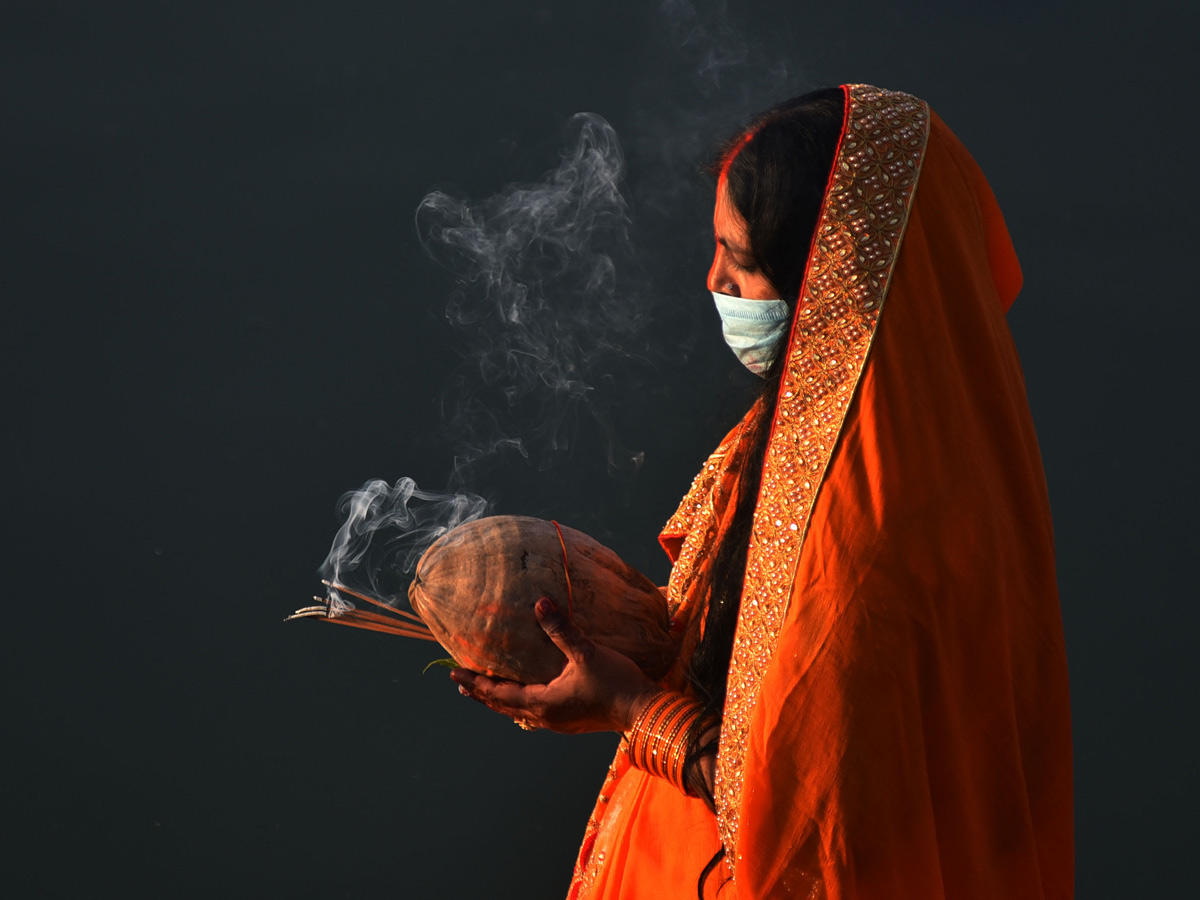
[451, 84, 1073, 899]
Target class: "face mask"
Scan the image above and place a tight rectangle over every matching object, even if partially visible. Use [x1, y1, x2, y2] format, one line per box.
[711, 290, 791, 376]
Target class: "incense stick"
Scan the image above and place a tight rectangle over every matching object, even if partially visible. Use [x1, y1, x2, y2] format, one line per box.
[317, 614, 440, 641]
[321, 580, 429, 626]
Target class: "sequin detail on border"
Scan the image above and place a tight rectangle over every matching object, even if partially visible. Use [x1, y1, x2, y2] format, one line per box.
[567, 750, 627, 900]
[568, 412, 758, 900]
[660, 402, 762, 621]
[713, 85, 930, 867]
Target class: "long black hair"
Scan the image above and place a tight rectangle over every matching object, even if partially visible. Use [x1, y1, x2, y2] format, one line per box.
[682, 86, 845, 897]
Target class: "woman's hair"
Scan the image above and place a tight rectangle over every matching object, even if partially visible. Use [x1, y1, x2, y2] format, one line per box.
[717, 88, 846, 304]
[682, 86, 845, 896]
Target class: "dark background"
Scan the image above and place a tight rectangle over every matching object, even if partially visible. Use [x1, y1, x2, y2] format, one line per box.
[3, 1, 1195, 897]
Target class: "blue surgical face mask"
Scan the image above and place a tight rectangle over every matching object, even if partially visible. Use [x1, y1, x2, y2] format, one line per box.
[711, 290, 791, 376]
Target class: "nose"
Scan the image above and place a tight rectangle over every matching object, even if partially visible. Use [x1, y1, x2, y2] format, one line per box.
[707, 249, 739, 296]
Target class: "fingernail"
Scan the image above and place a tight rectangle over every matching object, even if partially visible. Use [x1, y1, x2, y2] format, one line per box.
[536, 597, 556, 616]
[458, 685, 470, 697]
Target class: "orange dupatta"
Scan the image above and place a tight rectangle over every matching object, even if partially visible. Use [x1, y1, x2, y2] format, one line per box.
[569, 85, 1072, 900]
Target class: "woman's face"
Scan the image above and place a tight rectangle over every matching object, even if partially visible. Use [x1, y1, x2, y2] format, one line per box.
[707, 177, 779, 301]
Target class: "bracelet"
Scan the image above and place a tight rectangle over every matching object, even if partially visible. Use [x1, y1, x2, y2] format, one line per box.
[625, 690, 706, 794]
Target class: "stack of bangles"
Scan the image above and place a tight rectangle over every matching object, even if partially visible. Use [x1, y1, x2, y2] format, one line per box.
[624, 690, 714, 795]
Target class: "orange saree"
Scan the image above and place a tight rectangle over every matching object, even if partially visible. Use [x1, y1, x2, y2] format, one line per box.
[568, 85, 1073, 900]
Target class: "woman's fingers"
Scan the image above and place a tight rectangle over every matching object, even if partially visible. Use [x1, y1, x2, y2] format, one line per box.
[535, 596, 595, 666]
[447, 599, 651, 734]
[449, 667, 487, 698]
[450, 668, 539, 719]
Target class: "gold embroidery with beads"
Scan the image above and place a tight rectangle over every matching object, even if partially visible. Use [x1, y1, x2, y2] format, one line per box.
[661, 400, 763, 622]
[713, 85, 931, 869]
[568, 413, 758, 900]
[567, 750, 627, 900]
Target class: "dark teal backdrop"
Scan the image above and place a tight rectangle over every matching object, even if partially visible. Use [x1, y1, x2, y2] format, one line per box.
[3, 2, 1195, 896]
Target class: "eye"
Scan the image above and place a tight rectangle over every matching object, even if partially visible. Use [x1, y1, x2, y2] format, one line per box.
[730, 256, 758, 275]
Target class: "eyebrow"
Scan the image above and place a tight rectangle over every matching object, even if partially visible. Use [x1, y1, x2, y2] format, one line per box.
[716, 233, 752, 258]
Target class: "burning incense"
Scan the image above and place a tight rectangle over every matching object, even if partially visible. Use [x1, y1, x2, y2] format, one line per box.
[286, 583, 438, 642]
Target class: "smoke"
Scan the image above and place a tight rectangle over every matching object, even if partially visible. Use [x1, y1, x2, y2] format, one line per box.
[661, 0, 751, 89]
[313, 2, 807, 602]
[318, 478, 487, 611]
[315, 116, 651, 604]
[659, 0, 796, 99]
[417, 112, 648, 489]
[630, 1, 803, 222]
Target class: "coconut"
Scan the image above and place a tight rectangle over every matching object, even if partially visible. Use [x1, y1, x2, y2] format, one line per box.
[408, 516, 675, 684]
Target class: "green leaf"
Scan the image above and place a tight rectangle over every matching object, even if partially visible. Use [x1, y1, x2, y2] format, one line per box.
[422, 657, 460, 674]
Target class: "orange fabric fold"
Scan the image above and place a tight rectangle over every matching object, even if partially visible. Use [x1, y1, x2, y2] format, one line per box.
[731, 109, 1071, 899]
[568, 87, 1072, 900]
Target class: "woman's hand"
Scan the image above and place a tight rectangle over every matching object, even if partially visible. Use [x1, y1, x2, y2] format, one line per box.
[449, 597, 660, 734]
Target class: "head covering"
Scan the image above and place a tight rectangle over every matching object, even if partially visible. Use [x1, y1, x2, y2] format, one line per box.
[572, 84, 1072, 900]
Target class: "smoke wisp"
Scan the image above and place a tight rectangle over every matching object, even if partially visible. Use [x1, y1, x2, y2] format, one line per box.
[417, 112, 649, 489]
[630, 0, 802, 225]
[318, 478, 487, 614]
[314, 2, 805, 604]
[315, 116, 656, 606]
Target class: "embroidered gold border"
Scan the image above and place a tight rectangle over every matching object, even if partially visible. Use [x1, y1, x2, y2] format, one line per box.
[660, 404, 761, 620]
[714, 85, 930, 866]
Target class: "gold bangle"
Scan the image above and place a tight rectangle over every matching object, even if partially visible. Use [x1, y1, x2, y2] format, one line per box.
[626, 692, 661, 767]
[637, 693, 676, 771]
[665, 709, 694, 781]
[657, 702, 692, 778]
[670, 714, 696, 788]
[627, 691, 675, 773]
[648, 700, 686, 776]
[625, 690, 705, 793]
